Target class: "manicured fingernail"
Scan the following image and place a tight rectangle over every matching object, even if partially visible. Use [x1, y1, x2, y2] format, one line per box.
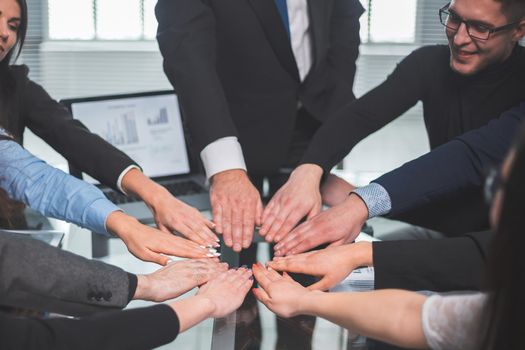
[200, 245, 207, 249]
[249, 276, 254, 281]
[208, 248, 217, 253]
[234, 244, 241, 251]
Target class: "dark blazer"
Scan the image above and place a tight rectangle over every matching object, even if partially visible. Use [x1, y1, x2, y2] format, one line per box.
[156, 0, 364, 174]
[0, 304, 179, 350]
[371, 102, 525, 291]
[0, 232, 134, 316]
[4, 65, 136, 191]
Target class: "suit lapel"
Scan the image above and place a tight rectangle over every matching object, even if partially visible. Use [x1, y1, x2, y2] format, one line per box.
[248, 0, 300, 81]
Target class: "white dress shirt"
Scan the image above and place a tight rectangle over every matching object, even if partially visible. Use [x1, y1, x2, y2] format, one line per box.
[200, 0, 313, 180]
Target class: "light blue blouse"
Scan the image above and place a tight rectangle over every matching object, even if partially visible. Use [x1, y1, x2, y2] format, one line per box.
[0, 129, 119, 234]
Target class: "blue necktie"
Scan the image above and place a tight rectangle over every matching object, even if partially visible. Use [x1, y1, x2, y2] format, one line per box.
[274, 0, 291, 39]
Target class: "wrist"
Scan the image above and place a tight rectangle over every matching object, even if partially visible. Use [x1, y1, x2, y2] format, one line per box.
[106, 211, 138, 240]
[351, 241, 374, 267]
[192, 295, 217, 316]
[292, 164, 323, 182]
[211, 169, 248, 186]
[300, 290, 324, 316]
[133, 274, 151, 300]
[344, 194, 369, 223]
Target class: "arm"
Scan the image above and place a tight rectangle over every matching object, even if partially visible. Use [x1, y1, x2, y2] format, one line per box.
[0, 231, 228, 316]
[0, 268, 253, 350]
[0, 135, 210, 264]
[252, 264, 428, 349]
[269, 231, 491, 292]
[262, 47, 428, 242]
[376, 102, 525, 216]
[155, 0, 262, 252]
[17, 66, 219, 247]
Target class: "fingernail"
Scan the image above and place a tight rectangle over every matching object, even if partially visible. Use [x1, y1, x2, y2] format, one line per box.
[213, 242, 221, 247]
[200, 245, 207, 250]
[234, 244, 241, 251]
[208, 248, 217, 253]
[249, 276, 254, 281]
[207, 253, 221, 258]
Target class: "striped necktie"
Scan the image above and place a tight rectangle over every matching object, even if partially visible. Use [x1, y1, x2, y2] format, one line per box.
[274, 0, 291, 39]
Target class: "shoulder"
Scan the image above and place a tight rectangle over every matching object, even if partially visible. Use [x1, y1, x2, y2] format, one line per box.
[404, 45, 450, 63]
[8, 64, 30, 82]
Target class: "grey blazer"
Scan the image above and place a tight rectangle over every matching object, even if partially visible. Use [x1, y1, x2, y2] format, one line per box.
[0, 232, 132, 316]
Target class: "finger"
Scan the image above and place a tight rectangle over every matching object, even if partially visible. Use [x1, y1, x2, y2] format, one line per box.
[265, 266, 282, 281]
[222, 206, 233, 247]
[252, 263, 272, 290]
[242, 208, 255, 249]
[157, 222, 172, 235]
[264, 210, 289, 243]
[261, 197, 277, 226]
[177, 222, 208, 246]
[284, 234, 325, 256]
[327, 238, 346, 248]
[252, 287, 270, 304]
[212, 203, 223, 235]
[267, 258, 309, 274]
[273, 210, 307, 243]
[231, 208, 243, 252]
[160, 236, 210, 259]
[307, 201, 322, 220]
[255, 198, 263, 227]
[306, 278, 333, 291]
[282, 271, 294, 282]
[134, 248, 170, 266]
[260, 201, 280, 237]
[188, 221, 219, 247]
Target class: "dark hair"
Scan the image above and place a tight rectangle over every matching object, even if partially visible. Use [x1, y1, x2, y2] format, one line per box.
[480, 124, 525, 349]
[0, 0, 28, 130]
[496, 0, 525, 21]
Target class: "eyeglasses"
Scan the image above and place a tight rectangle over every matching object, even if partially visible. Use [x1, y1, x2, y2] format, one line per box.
[484, 167, 503, 205]
[439, 3, 519, 40]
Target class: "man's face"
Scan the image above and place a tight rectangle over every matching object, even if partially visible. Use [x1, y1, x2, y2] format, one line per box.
[446, 0, 521, 76]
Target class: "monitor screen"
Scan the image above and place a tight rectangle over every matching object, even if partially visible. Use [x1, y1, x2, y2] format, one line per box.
[71, 93, 190, 184]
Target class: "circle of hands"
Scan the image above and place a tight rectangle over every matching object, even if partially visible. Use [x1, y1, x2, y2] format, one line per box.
[137, 167, 370, 319]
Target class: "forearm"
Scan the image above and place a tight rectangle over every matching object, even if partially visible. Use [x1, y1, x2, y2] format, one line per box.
[0, 140, 119, 234]
[302, 290, 429, 349]
[120, 168, 169, 205]
[169, 296, 215, 333]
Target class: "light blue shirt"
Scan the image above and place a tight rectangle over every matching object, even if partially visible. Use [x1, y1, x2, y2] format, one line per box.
[0, 129, 120, 235]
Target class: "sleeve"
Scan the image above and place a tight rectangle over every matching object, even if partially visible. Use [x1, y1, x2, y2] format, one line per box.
[0, 232, 132, 316]
[374, 102, 525, 217]
[373, 231, 493, 292]
[200, 136, 247, 179]
[326, 0, 364, 89]
[0, 135, 120, 235]
[300, 47, 429, 173]
[155, 0, 239, 155]
[0, 304, 180, 350]
[422, 293, 487, 350]
[17, 67, 138, 192]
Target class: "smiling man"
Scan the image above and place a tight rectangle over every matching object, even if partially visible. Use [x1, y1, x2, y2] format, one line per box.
[260, 0, 525, 253]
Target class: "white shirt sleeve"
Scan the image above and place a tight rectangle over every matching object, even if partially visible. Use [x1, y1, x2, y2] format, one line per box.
[422, 292, 487, 350]
[200, 136, 247, 180]
[117, 165, 142, 195]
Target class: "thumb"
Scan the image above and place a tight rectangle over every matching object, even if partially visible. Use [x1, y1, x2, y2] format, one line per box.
[307, 202, 321, 220]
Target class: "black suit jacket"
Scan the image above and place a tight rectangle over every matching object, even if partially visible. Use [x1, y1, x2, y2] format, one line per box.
[4, 65, 136, 192]
[372, 102, 525, 291]
[156, 0, 363, 174]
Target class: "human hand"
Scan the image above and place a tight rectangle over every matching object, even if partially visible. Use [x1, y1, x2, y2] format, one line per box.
[210, 169, 263, 252]
[273, 194, 368, 257]
[120, 169, 219, 248]
[320, 174, 356, 207]
[148, 187, 219, 248]
[197, 268, 254, 318]
[106, 211, 212, 265]
[252, 263, 314, 318]
[267, 242, 372, 290]
[259, 164, 323, 243]
[134, 258, 229, 302]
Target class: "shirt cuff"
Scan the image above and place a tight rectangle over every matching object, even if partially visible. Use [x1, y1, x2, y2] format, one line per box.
[84, 198, 121, 236]
[117, 165, 142, 195]
[353, 183, 392, 219]
[200, 137, 247, 180]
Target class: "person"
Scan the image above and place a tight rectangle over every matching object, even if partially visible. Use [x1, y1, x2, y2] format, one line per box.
[0, 130, 213, 263]
[261, 0, 525, 248]
[252, 123, 525, 349]
[155, 0, 364, 253]
[0, 230, 227, 316]
[0, 266, 253, 349]
[0, 0, 219, 265]
[268, 102, 524, 293]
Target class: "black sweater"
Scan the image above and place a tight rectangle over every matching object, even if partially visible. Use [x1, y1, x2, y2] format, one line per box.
[302, 44, 525, 234]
